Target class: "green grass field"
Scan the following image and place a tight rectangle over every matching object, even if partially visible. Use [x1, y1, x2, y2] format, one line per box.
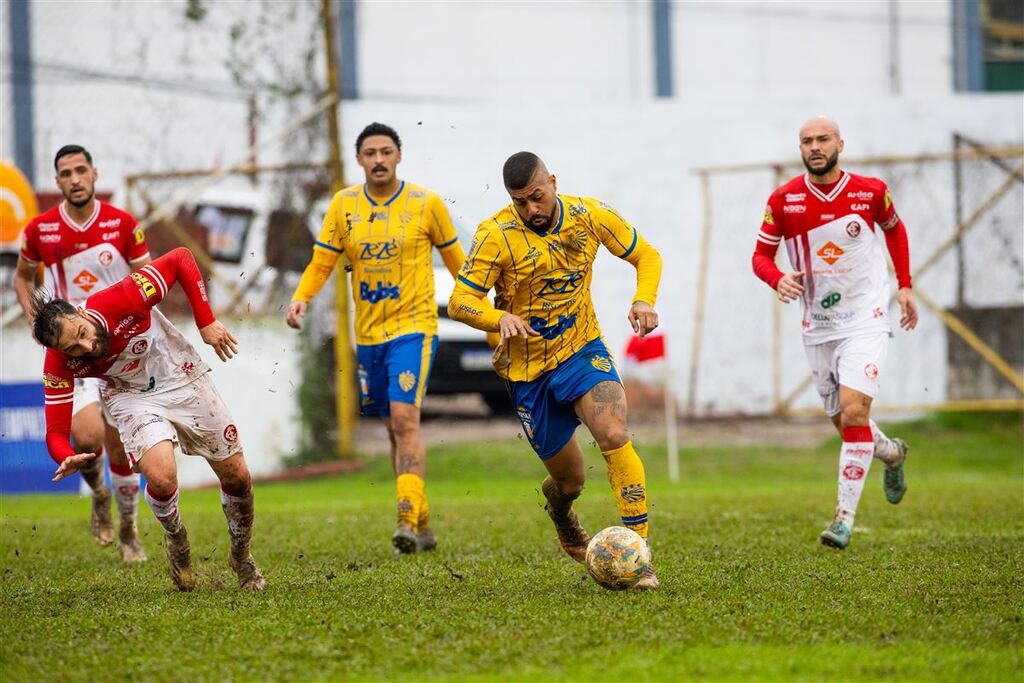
[2, 412, 1022, 682]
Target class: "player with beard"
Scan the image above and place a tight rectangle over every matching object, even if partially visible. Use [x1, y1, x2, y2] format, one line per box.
[14, 145, 149, 562]
[287, 122, 466, 554]
[752, 116, 918, 549]
[448, 152, 664, 589]
[34, 247, 265, 591]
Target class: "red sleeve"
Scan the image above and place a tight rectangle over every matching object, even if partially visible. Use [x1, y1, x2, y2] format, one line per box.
[883, 219, 912, 288]
[875, 183, 911, 289]
[19, 219, 41, 264]
[752, 194, 785, 290]
[124, 213, 150, 263]
[89, 247, 215, 328]
[42, 353, 76, 464]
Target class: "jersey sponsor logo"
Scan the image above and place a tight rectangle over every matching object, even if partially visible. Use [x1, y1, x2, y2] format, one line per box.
[568, 201, 588, 218]
[884, 189, 893, 210]
[409, 190, 426, 199]
[620, 483, 645, 503]
[98, 249, 114, 266]
[598, 201, 623, 220]
[530, 268, 585, 301]
[359, 281, 400, 303]
[763, 206, 774, 225]
[842, 463, 865, 480]
[847, 190, 874, 200]
[864, 363, 879, 379]
[523, 246, 541, 261]
[590, 355, 612, 372]
[99, 218, 121, 228]
[498, 220, 519, 231]
[851, 203, 871, 212]
[73, 269, 100, 292]
[515, 405, 535, 443]
[357, 237, 401, 264]
[457, 303, 483, 317]
[102, 231, 120, 241]
[113, 314, 138, 336]
[119, 358, 141, 374]
[528, 313, 577, 340]
[133, 229, 145, 245]
[783, 204, 805, 214]
[223, 424, 239, 443]
[820, 291, 841, 309]
[38, 222, 60, 232]
[784, 193, 806, 202]
[131, 339, 148, 355]
[181, 361, 195, 376]
[873, 307, 885, 319]
[820, 214, 835, 221]
[370, 210, 387, 222]
[39, 234, 61, 243]
[846, 221, 862, 238]
[42, 373, 71, 390]
[131, 272, 158, 299]
[398, 370, 416, 392]
[75, 243, 87, 249]
[816, 241, 844, 265]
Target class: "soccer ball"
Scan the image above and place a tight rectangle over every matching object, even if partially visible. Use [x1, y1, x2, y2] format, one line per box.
[584, 526, 651, 591]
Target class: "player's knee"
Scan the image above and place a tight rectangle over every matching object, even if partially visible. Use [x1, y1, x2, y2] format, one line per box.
[389, 413, 420, 441]
[554, 476, 585, 500]
[595, 425, 630, 452]
[839, 403, 870, 428]
[145, 470, 178, 496]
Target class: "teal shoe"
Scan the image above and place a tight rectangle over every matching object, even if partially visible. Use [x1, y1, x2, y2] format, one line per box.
[820, 519, 852, 550]
[884, 439, 909, 504]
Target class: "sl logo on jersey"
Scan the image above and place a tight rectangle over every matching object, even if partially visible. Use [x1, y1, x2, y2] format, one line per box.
[620, 483, 646, 503]
[131, 272, 158, 299]
[816, 241, 844, 266]
[530, 267, 586, 301]
[43, 374, 70, 390]
[357, 237, 401, 264]
[73, 269, 99, 292]
[398, 371, 416, 392]
[590, 355, 612, 372]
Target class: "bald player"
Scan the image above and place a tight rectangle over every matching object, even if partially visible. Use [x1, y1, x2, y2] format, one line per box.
[752, 116, 918, 550]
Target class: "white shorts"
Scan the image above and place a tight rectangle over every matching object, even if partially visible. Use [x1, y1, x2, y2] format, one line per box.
[72, 377, 103, 417]
[804, 332, 890, 416]
[103, 373, 242, 467]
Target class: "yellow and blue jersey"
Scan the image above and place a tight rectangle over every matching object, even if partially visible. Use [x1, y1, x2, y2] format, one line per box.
[456, 194, 654, 382]
[312, 181, 460, 345]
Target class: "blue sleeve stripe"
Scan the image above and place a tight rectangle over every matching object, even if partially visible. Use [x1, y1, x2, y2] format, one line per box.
[315, 241, 343, 254]
[437, 236, 459, 248]
[457, 275, 488, 293]
[619, 229, 638, 259]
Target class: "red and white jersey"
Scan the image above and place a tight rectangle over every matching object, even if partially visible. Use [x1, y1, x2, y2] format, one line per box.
[20, 200, 150, 304]
[43, 249, 215, 463]
[753, 171, 910, 345]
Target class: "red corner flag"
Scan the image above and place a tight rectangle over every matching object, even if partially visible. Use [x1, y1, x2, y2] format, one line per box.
[624, 332, 666, 363]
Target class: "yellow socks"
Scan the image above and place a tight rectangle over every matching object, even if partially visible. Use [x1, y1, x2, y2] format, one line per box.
[602, 441, 649, 538]
[395, 473, 425, 529]
[418, 493, 431, 531]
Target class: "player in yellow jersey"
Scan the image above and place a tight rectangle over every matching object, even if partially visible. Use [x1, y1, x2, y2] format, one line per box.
[449, 152, 664, 589]
[286, 123, 466, 554]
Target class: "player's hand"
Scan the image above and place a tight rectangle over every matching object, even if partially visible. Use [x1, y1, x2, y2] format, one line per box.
[898, 287, 918, 331]
[200, 321, 239, 362]
[628, 301, 659, 339]
[52, 452, 98, 482]
[497, 313, 539, 344]
[776, 271, 804, 303]
[285, 300, 307, 330]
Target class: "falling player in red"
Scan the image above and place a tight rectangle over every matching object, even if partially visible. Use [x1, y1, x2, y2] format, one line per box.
[13, 145, 150, 562]
[33, 247, 265, 591]
[752, 116, 919, 550]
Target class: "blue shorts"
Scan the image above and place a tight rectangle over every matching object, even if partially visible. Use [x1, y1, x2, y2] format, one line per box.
[509, 337, 621, 460]
[356, 333, 438, 417]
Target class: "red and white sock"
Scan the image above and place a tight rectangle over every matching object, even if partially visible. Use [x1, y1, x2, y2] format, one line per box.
[836, 425, 874, 527]
[220, 487, 254, 552]
[869, 419, 899, 465]
[109, 461, 140, 522]
[144, 484, 182, 535]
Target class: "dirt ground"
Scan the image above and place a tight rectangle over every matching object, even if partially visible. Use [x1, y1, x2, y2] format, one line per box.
[352, 394, 836, 456]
